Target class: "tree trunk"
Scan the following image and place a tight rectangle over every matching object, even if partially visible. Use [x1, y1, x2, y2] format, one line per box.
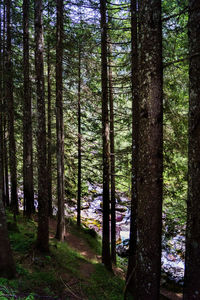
[126, 0, 139, 295]
[0, 1, 4, 206]
[0, 1, 5, 207]
[23, 0, 34, 217]
[108, 43, 116, 265]
[77, 45, 81, 227]
[3, 2, 9, 207]
[55, 0, 65, 241]
[35, 0, 49, 252]
[0, 195, 16, 278]
[6, 0, 18, 217]
[183, 1, 200, 299]
[47, 2, 52, 217]
[134, 0, 163, 298]
[100, 0, 112, 271]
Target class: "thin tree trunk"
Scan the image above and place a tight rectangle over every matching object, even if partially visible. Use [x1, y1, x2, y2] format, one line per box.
[6, 0, 18, 217]
[108, 43, 116, 265]
[47, 2, 52, 217]
[3, 2, 9, 207]
[77, 45, 81, 227]
[55, 0, 65, 241]
[0, 1, 4, 206]
[126, 0, 139, 295]
[134, 0, 163, 299]
[35, 0, 49, 252]
[100, 0, 112, 271]
[23, 0, 34, 217]
[183, 1, 200, 298]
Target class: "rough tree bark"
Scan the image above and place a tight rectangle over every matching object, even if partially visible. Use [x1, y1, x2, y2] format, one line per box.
[3, 2, 9, 207]
[126, 0, 139, 295]
[108, 43, 116, 265]
[6, 0, 18, 216]
[183, 1, 200, 299]
[23, 0, 34, 217]
[100, 0, 112, 271]
[35, 0, 49, 252]
[47, 1, 52, 217]
[77, 44, 81, 227]
[134, 0, 163, 299]
[55, 0, 65, 241]
[0, 0, 5, 206]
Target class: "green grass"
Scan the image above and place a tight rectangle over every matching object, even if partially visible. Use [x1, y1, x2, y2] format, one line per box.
[83, 263, 125, 300]
[2, 211, 125, 299]
[66, 217, 102, 255]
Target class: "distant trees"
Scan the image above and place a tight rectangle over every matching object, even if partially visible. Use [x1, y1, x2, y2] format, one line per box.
[183, 1, 200, 298]
[6, 0, 18, 217]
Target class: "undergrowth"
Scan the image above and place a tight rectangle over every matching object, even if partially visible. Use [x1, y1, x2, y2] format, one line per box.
[1, 211, 125, 299]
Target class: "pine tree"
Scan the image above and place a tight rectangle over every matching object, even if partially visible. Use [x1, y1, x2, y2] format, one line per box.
[55, 0, 65, 241]
[100, 0, 112, 271]
[133, 0, 163, 298]
[183, 1, 200, 298]
[35, 0, 49, 252]
[6, 0, 18, 216]
[126, 0, 139, 294]
[23, 0, 34, 217]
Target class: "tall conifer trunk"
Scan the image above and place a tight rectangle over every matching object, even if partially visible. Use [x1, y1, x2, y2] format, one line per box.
[134, 0, 163, 298]
[77, 45, 81, 227]
[55, 0, 65, 241]
[35, 0, 49, 252]
[100, 0, 112, 271]
[0, 1, 4, 206]
[126, 0, 139, 294]
[108, 44, 116, 265]
[47, 1, 52, 217]
[23, 0, 34, 217]
[183, 1, 200, 298]
[6, 0, 18, 216]
[3, 2, 9, 207]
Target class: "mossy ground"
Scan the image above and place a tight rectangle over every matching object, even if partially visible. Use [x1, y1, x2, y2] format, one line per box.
[1, 211, 183, 300]
[1, 211, 125, 299]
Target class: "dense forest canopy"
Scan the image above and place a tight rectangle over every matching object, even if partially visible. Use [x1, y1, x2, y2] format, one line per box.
[0, 0, 200, 299]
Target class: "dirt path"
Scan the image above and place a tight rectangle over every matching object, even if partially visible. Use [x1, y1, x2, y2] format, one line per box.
[49, 218, 183, 300]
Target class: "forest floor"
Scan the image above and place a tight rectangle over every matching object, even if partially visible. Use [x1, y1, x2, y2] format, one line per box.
[1, 211, 183, 299]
